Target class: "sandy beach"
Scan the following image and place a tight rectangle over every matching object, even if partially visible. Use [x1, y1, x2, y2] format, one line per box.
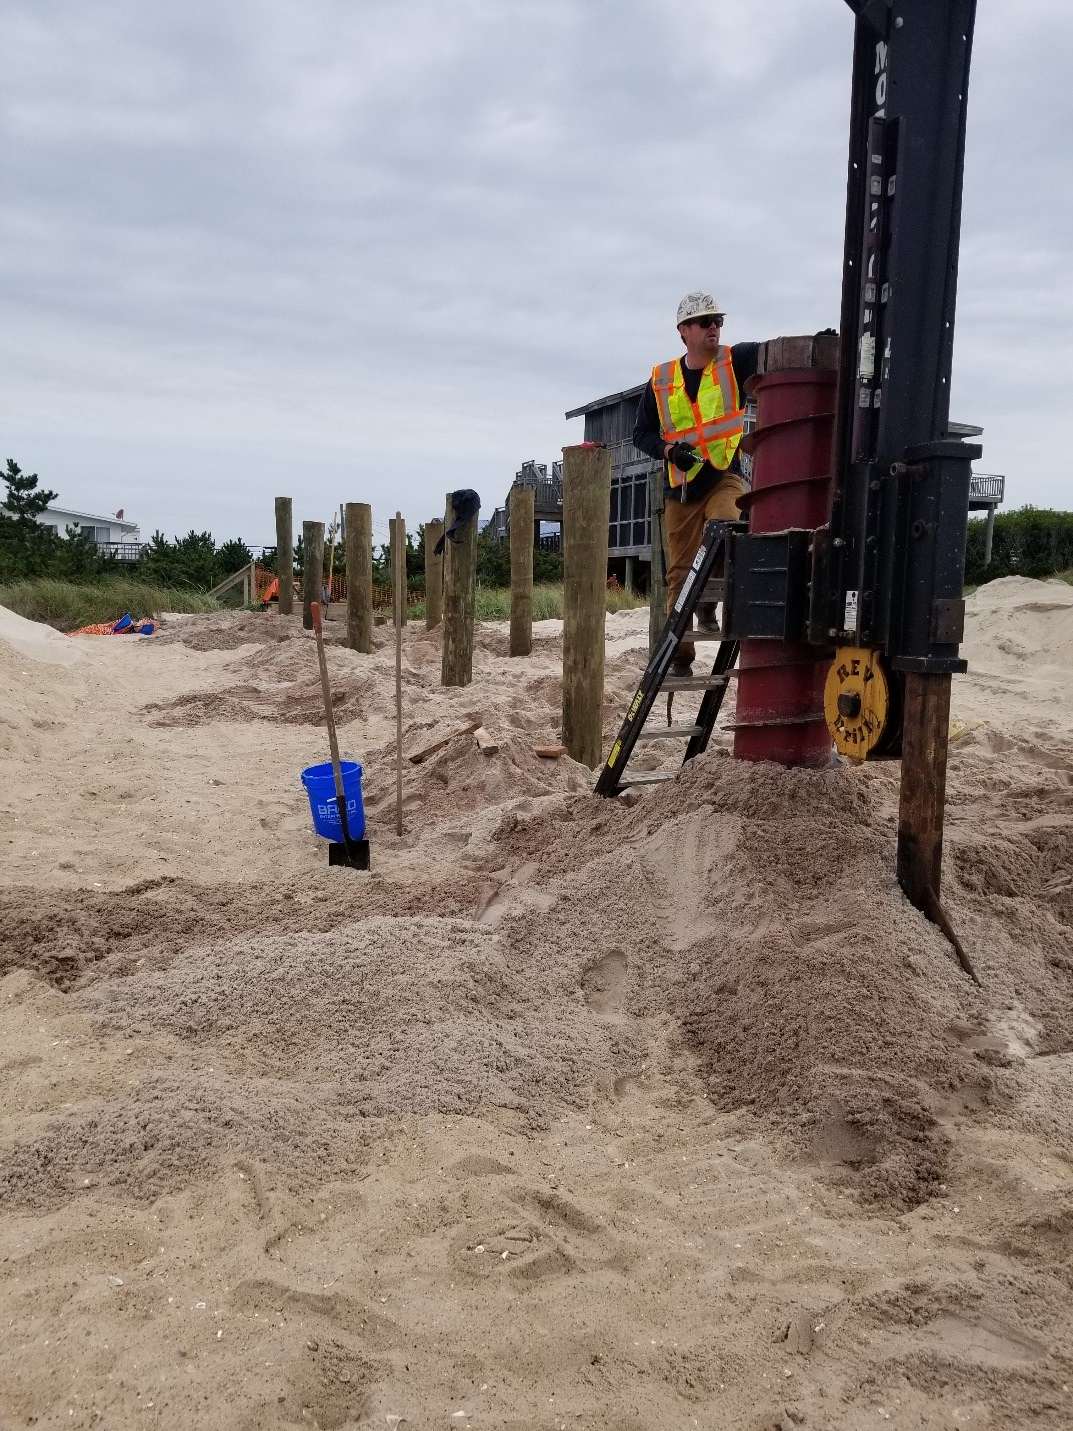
[2, 577, 1073, 1430]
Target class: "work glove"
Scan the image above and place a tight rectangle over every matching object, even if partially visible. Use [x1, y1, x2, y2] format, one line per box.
[667, 441, 701, 473]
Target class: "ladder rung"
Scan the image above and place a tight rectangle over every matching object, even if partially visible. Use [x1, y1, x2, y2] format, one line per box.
[663, 675, 731, 691]
[700, 581, 726, 601]
[678, 630, 724, 642]
[634, 723, 704, 741]
[619, 771, 678, 787]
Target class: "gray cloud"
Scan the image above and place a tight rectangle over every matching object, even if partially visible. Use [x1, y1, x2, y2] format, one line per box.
[2, 0, 1069, 548]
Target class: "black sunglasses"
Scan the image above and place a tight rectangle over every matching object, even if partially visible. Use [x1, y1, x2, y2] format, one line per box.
[690, 314, 725, 329]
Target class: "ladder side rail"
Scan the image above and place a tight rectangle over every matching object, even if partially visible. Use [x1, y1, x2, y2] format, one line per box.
[682, 639, 741, 764]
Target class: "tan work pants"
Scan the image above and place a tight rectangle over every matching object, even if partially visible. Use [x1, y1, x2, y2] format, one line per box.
[663, 472, 746, 662]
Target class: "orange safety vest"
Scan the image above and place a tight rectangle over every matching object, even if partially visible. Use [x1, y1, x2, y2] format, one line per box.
[651, 347, 745, 488]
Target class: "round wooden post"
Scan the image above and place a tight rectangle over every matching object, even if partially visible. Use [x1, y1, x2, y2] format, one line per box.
[509, 483, 535, 657]
[441, 493, 478, 687]
[562, 444, 611, 767]
[424, 519, 444, 630]
[302, 520, 324, 631]
[344, 501, 373, 653]
[389, 517, 408, 626]
[275, 497, 293, 616]
[897, 672, 952, 906]
[647, 469, 666, 653]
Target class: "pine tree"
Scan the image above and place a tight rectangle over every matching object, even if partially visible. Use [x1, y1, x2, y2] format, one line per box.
[0, 459, 60, 578]
[2, 459, 57, 525]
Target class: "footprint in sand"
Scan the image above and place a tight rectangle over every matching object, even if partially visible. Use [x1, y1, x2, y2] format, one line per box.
[582, 950, 627, 1015]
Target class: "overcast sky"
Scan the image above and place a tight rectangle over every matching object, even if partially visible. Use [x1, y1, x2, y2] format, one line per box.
[3, 0, 1069, 549]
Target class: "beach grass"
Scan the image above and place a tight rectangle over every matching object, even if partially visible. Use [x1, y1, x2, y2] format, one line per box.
[0, 577, 220, 631]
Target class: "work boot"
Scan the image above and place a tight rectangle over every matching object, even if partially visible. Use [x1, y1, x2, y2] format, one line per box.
[697, 601, 720, 633]
[671, 646, 694, 677]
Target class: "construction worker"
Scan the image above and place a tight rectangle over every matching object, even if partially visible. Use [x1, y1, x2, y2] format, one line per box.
[633, 292, 757, 673]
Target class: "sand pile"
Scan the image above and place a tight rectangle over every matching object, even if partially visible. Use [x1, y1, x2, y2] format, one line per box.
[152, 607, 295, 651]
[364, 728, 593, 830]
[143, 673, 368, 727]
[0, 1064, 368, 1205]
[0, 603, 84, 666]
[962, 576, 1073, 672]
[3, 589, 1072, 1217]
[23, 745, 1050, 1209]
[87, 915, 628, 1121]
[0, 868, 491, 990]
[479, 754, 997, 1206]
[0, 904, 640, 1206]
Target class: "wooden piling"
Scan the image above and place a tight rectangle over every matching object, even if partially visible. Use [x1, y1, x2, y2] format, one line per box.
[896, 672, 952, 906]
[562, 444, 611, 767]
[389, 516, 408, 626]
[344, 501, 373, 653]
[302, 520, 324, 631]
[424, 519, 444, 629]
[509, 483, 535, 657]
[441, 493, 478, 687]
[648, 470, 666, 653]
[275, 497, 293, 615]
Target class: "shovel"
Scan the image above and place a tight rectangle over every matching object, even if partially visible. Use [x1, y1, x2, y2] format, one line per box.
[310, 600, 368, 869]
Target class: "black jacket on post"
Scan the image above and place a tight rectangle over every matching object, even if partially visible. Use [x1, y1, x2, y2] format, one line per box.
[632, 341, 759, 503]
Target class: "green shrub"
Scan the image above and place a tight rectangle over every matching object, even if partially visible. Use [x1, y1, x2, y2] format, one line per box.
[965, 507, 1073, 585]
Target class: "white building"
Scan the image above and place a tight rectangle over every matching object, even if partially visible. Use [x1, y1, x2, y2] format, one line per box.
[36, 504, 141, 557]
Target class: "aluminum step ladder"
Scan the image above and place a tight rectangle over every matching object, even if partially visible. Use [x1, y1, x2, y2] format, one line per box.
[594, 519, 742, 797]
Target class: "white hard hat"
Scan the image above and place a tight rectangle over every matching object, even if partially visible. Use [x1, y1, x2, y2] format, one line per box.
[676, 291, 722, 326]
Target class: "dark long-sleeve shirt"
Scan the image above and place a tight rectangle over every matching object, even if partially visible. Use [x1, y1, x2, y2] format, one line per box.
[633, 341, 759, 503]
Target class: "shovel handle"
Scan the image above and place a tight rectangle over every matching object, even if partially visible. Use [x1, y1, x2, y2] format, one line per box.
[310, 598, 357, 855]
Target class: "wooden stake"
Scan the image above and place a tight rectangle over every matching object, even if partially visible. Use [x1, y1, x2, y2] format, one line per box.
[441, 493, 478, 687]
[344, 502, 373, 653]
[275, 497, 293, 616]
[648, 470, 666, 654]
[509, 483, 535, 657]
[424, 519, 444, 629]
[562, 444, 611, 768]
[302, 520, 324, 631]
[389, 517, 408, 626]
[392, 511, 405, 835]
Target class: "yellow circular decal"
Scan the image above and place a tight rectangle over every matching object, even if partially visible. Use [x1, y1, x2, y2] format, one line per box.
[824, 647, 890, 761]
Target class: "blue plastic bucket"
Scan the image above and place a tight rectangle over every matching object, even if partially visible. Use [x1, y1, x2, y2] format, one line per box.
[301, 761, 365, 840]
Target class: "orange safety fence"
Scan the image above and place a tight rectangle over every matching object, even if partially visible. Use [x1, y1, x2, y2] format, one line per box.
[253, 567, 348, 605]
[254, 568, 422, 611]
